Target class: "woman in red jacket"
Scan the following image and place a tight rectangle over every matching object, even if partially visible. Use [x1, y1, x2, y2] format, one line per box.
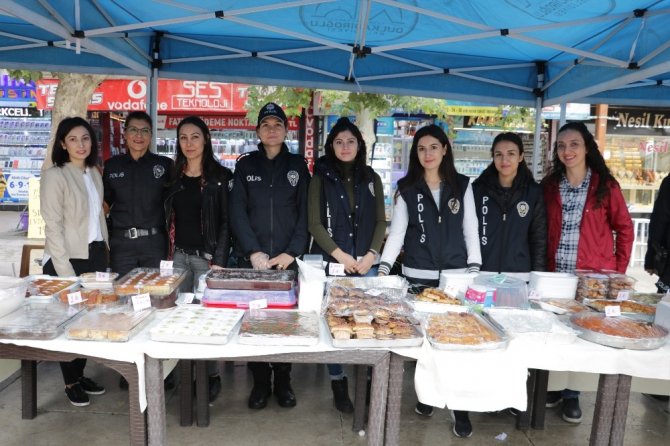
[542, 121, 633, 424]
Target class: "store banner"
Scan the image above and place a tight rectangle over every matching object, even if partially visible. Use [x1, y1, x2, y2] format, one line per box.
[0, 168, 34, 203]
[162, 114, 299, 131]
[36, 79, 249, 113]
[28, 177, 45, 239]
[0, 74, 36, 107]
[445, 100, 500, 117]
[605, 106, 670, 135]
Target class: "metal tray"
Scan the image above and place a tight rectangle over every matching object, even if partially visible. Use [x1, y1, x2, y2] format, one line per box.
[327, 316, 424, 348]
[570, 313, 669, 350]
[237, 310, 319, 346]
[426, 311, 509, 351]
[205, 268, 295, 291]
[150, 307, 244, 345]
[584, 299, 655, 322]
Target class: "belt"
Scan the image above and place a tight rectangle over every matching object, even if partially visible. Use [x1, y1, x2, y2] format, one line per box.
[175, 246, 212, 260]
[114, 227, 161, 239]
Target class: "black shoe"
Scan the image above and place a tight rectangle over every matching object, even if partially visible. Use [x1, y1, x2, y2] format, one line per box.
[209, 375, 221, 403]
[331, 377, 354, 413]
[119, 376, 128, 390]
[452, 410, 473, 438]
[415, 402, 434, 417]
[644, 393, 670, 402]
[65, 383, 90, 407]
[546, 390, 562, 408]
[164, 372, 176, 390]
[274, 383, 297, 407]
[508, 407, 520, 416]
[562, 397, 582, 423]
[248, 386, 271, 410]
[79, 376, 105, 395]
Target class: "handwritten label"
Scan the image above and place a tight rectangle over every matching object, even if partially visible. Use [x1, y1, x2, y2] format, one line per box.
[181, 292, 195, 304]
[132, 293, 152, 311]
[366, 288, 383, 296]
[605, 305, 621, 317]
[67, 291, 83, 305]
[328, 263, 345, 276]
[528, 289, 542, 300]
[445, 285, 460, 298]
[248, 298, 268, 310]
[96, 271, 111, 281]
[616, 290, 630, 301]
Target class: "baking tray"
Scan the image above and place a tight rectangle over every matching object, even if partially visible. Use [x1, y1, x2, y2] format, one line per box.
[202, 288, 296, 309]
[25, 275, 78, 299]
[66, 307, 155, 342]
[205, 268, 295, 291]
[327, 317, 424, 348]
[584, 299, 655, 322]
[327, 275, 408, 297]
[150, 307, 244, 345]
[426, 311, 509, 350]
[114, 267, 186, 296]
[0, 301, 85, 340]
[631, 293, 664, 306]
[486, 308, 578, 344]
[54, 287, 124, 308]
[532, 298, 592, 315]
[570, 312, 669, 350]
[79, 272, 119, 290]
[237, 310, 319, 346]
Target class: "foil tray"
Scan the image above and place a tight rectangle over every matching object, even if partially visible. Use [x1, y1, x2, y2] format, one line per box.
[426, 311, 509, 351]
[570, 313, 669, 350]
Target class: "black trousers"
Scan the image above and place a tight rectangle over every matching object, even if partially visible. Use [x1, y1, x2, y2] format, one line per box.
[109, 232, 167, 277]
[43, 241, 109, 385]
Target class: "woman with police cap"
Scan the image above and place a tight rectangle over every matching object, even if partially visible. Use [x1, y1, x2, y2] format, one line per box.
[229, 102, 310, 409]
[378, 124, 480, 437]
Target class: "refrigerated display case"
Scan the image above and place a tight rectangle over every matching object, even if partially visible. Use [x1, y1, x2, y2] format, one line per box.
[452, 128, 497, 178]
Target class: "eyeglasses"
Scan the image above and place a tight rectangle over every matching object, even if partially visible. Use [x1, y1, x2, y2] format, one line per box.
[125, 126, 151, 136]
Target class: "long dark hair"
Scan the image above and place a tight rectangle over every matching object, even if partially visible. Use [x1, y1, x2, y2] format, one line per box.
[323, 117, 368, 180]
[396, 124, 460, 198]
[172, 116, 220, 182]
[542, 121, 615, 206]
[478, 132, 532, 183]
[51, 117, 98, 167]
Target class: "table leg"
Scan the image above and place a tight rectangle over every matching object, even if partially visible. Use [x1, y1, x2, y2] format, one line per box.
[590, 374, 619, 446]
[21, 359, 36, 420]
[384, 353, 405, 446]
[352, 364, 367, 433]
[610, 374, 632, 446]
[531, 369, 549, 429]
[179, 360, 193, 426]
[145, 357, 166, 446]
[195, 360, 210, 427]
[516, 369, 535, 430]
[367, 353, 390, 446]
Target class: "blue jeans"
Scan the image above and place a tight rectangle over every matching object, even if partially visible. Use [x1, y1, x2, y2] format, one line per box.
[173, 250, 211, 293]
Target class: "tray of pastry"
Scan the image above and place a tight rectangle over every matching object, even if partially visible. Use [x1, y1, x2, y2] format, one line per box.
[410, 287, 465, 314]
[585, 299, 655, 321]
[0, 301, 85, 340]
[205, 268, 295, 291]
[532, 298, 592, 315]
[237, 310, 319, 346]
[325, 285, 413, 317]
[570, 312, 668, 350]
[327, 275, 408, 299]
[150, 307, 244, 345]
[79, 272, 119, 290]
[630, 293, 664, 306]
[326, 312, 423, 348]
[426, 311, 509, 350]
[56, 288, 122, 308]
[25, 275, 78, 299]
[114, 267, 186, 296]
[66, 306, 155, 342]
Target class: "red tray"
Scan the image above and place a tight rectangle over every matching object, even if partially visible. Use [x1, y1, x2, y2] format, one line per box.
[202, 288, 296, 309]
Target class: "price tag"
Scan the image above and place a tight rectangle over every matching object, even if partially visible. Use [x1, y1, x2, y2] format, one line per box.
[160, 260, 174, 270]
[366, 288, 383, 296]
[616, 290, 630, 301]
[181, 292, 195, 304]
[132, 293, 152, 311]
[67, 291, 83, 305]
[96, 271, 110, 281]
[528, 289, 542, 300]
[248, 298, 268, 310]
[445, 285, 459, 297]
[328, 263, 345, 276]
[605, 305, 621, 317]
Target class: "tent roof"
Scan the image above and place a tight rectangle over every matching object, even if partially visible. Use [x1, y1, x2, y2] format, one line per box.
[1, 0, 670, 107]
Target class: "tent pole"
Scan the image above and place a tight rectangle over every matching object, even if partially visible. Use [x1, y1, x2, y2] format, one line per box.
[149, 69, 158, 153]
[533, 96, 543, 180]
[559, 102, 567, 127]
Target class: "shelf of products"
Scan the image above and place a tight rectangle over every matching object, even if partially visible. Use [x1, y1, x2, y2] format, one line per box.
[371, 134, 394, 220]
[452, 128, 498, 178]
[0, 117, 50, 203]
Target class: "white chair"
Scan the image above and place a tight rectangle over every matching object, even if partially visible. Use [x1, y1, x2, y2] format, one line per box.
[629, 218, 650, 267]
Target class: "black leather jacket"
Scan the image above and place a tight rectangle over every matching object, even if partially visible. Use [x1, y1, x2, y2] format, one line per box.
[164, 164, 232, 266]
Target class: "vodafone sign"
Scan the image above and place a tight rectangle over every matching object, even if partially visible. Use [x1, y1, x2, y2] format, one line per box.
[36, 79, 249, 112]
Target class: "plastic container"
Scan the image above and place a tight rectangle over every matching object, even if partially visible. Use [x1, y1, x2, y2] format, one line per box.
[472, 274, 528, 308]
[0, 302, 85, 340]
[0, 276, 27, 319]
[528, 272, 578, 299]
[26, 275, 78, 299]
[150, 307, 244, 345]
[205, 268, 295, 290]
[114, 268, 186, 309]
[607, 274, 636, 299]
[202, 288, 297, 309]
[438, 272, 478, 293]
[66, 307, 154, 342]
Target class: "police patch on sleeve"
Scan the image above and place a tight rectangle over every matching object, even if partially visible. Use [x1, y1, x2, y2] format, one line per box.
[153, 164, 165, 179]
[368, 181, 375, 197]
[517, 201, 529, 217]
[287, 170, 299, 187]
[448, 198, 460, 214]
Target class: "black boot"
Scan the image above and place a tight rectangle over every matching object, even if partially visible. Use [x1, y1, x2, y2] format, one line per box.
[331, 377, 354, 413]
[273, 363, 296, 408]
[247, 362, 271, 410]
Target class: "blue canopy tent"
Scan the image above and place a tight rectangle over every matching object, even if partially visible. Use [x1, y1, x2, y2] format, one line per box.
[1, 0, 670, 171]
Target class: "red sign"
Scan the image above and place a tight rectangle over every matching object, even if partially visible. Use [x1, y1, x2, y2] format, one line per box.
[163, 114, 299, 131]
[302, 96, 317, 173]
[35, 79, 249, 113]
